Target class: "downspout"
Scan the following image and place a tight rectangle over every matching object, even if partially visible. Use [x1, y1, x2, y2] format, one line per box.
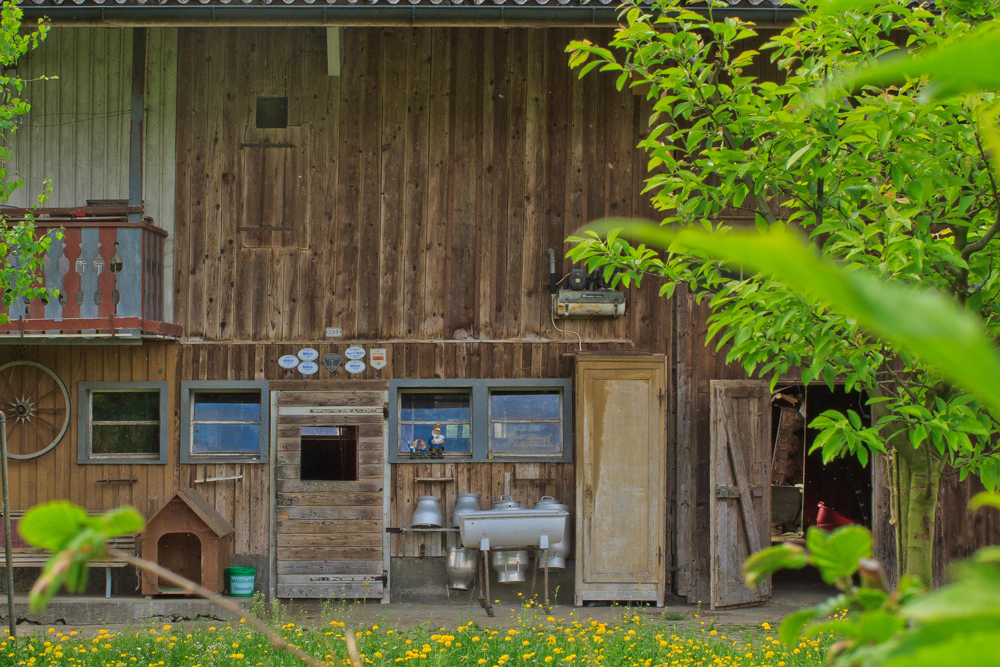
[128, 27, 147, 223]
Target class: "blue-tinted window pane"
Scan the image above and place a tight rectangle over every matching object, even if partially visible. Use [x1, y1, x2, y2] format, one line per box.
[399, 423, 471, 455]
[193, 392, 261, 421]
[489, 422, 562, 456]
[400, 392, 470, 423]
[490, 391, 560, 421]
[191, 423, 261, 454]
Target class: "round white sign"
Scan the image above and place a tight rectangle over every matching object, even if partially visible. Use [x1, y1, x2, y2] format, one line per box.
[298, 348, 320, 362]
[278, 355, 299, 369]
[297, 361, 319, 375]
[344, 360, 366, 374]
[345, 346, 366, 360]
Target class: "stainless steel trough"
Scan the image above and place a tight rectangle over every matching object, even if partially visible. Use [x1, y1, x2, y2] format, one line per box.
[458, 508, 568, 551]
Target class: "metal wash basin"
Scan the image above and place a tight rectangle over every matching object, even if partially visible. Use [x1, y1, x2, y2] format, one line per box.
[458, 508, 568, 551]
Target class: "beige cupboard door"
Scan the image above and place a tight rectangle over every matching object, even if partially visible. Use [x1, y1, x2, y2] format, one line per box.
[709, 380, 771, 609]
[272, 390, 388, 599]
[575, 355, 666, 606]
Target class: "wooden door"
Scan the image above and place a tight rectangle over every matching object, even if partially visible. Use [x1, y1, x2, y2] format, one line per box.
[710, 380, 771, 609]
[575, 355, 666, 606]
[272, 390, 388, 599]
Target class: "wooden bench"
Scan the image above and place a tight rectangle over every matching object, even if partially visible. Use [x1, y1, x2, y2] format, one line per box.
[1, 511, 138, 598]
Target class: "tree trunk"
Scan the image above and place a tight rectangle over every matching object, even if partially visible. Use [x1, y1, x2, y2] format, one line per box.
[895, 448, 942, 585]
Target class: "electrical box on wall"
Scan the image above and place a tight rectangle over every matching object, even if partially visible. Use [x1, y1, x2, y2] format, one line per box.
[553, 289, 627, 318]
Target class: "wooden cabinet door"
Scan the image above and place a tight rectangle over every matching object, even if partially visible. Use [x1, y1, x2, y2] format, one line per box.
[272, 390, 388, 599]
[575, 355, 666, 606]
[709, 380, 771, 609]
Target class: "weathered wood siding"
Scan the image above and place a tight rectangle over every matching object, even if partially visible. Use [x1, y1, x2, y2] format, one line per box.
[674, 290, 1000, 599]
[9, 28, 132, 209]
[173, 27, 662, 344]
[9, 27, 180, 319]
[143, 29, 180, 323]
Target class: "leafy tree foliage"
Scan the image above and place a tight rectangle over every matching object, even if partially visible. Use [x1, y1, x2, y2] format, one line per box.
[567, 0, 1000, 583]
[742, 494, 1000, 667]
[0, 0, 50, 322]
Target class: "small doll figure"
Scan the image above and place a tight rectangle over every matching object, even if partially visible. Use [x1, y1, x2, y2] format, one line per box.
[429, 423, 445, 458]
[409, 438, 428, 458]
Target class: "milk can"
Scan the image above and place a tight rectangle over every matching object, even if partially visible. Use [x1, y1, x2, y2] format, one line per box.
[533, 496, 572, 569]
[446, 546, 478, 590]
[411, 496, 444, 527]
[491, 549, 529, 583]
[451, 493, 481, 527]
[492, 494, 522, 510]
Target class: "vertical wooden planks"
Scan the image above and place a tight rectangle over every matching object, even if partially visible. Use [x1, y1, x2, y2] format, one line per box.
[378, 29, 408, 341]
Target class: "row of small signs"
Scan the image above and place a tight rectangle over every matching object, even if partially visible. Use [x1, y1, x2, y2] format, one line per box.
[278, 347, 387, 375]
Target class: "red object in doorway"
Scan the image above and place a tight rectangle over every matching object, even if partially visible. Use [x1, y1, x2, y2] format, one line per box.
[816, 502, 854, 531]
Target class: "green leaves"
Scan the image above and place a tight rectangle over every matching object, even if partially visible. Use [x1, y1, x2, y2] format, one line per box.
[743, 543, 809, 588]
[969, 491, 1000, 512]
[837, 24, 1000, 98]
[807, 525, 873, 587]
[585, 220, 1000, 418]
[744, 520, 1000, 667]
[18, 501, 89, 552]
[20, 502, 144, 611]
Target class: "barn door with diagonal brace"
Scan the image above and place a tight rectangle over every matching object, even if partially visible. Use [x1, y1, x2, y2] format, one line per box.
[710, 380, 771, 609]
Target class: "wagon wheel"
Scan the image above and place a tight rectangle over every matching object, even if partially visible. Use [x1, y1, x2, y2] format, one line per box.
[0, 360, 70, 460]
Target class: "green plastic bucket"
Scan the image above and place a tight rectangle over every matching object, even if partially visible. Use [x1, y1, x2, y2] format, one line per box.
[225, 567, 256, 597]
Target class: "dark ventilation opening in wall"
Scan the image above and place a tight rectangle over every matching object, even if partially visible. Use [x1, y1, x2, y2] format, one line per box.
[256, 96, 288, 129]
[300, 426, 359, 481]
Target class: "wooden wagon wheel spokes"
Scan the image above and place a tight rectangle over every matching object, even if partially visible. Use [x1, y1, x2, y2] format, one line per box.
[0, 360, 71, 460]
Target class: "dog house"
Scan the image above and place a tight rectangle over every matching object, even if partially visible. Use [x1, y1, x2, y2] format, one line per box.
[141, 489, 236, 595]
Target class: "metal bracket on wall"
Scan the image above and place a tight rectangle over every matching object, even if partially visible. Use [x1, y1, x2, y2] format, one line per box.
[715, 484, 764, 498]
[194, 474, 245, 484]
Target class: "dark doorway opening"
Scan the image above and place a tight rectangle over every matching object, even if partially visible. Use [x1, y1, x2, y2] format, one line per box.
[770, 384, 873, 542]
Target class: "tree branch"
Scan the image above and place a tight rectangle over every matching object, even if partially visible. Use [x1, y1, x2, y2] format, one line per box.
[106, 548, 359, 667]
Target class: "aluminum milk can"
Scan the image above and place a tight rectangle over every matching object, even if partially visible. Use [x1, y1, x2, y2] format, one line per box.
[533, 496, 572, 569]
[411, 495, 444, 528]
[451, 493, 481, 527]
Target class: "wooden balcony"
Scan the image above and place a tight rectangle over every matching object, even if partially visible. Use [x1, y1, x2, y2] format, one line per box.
[0, 207, 181, 341]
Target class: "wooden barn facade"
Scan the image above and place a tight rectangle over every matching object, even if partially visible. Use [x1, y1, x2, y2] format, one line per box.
[2, 0, 996, 607]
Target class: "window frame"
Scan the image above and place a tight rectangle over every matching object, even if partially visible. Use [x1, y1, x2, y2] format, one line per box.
[389, 379, 572, 463]
[396, 387, 474, 459]
[180, 381, 269, 464]
[77, 381, 168, 464]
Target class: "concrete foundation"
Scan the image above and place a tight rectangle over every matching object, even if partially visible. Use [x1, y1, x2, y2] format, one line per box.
[0, 596, 252, 626]
[389, 556, 574, 605]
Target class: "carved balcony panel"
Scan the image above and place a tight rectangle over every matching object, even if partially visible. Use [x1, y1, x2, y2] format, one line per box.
[0, 207, 181, 341]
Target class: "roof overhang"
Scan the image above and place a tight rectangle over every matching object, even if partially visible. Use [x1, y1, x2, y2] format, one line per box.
[19, 1, 802, 27]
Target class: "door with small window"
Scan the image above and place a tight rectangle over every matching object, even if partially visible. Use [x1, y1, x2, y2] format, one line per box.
[272, 390, 388, 599]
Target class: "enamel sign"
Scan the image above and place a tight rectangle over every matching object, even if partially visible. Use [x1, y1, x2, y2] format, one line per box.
[345, 346, 366, 360]
[297, 361, 319, 375]
[323, 353, 342, 372]
[370, 348, 387, 370]
[278, 355, 299, 369]
[344, 360, 366, 374]
[297, 348, 319, 362]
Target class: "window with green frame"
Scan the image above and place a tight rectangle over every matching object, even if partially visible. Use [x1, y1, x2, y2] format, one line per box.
[78, 382, 168, 464]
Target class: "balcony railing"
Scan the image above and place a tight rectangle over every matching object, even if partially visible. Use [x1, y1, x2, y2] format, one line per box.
[0, 207, 181, 341]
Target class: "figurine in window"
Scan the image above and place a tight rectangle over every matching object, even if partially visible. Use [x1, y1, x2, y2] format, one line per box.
[429, 423, 445, 458]
[409, 438, 427, 458]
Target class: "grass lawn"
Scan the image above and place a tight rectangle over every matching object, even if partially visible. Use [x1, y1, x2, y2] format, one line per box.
[0, 606, 830, 667]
